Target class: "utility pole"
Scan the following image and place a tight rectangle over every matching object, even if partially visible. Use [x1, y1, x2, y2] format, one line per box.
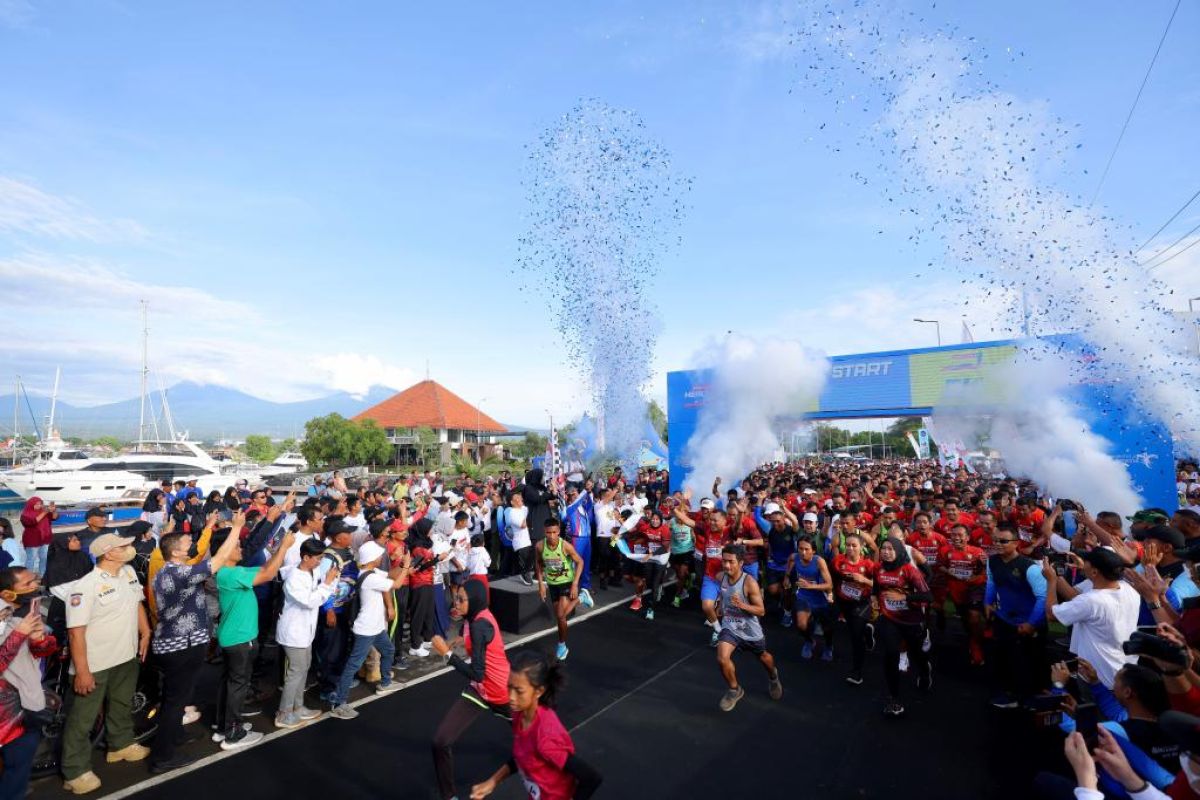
[138, 300, 149, 447]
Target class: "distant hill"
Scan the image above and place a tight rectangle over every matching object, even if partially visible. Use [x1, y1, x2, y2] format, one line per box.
[1, 382, 399, 441]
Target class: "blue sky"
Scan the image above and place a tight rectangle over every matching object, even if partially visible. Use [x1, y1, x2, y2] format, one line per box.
[1, 0, 1197, 428]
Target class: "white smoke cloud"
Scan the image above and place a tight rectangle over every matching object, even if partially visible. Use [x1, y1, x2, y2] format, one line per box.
[933, 344, 1142, 516]
[683, 335, 829, 495]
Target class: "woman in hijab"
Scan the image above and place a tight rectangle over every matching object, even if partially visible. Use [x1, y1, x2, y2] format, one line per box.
[202, 490, 224, 518]
[521, 469, 554, 547]
[429, 579, 511, 800]
[222, 487, 241, 519]
[44, 530, 93, 637]
[404, 518, 438, 658]
[873, 536, 933, 718]
[19, 497, 56, 576]
[168, 496, 190, 533]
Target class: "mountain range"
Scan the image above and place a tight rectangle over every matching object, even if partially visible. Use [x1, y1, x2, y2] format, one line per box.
[2, 382, 401, 441]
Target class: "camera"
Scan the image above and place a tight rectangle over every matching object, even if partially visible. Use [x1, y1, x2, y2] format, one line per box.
[1059, 499, 1078, 512]
[1122, 631, 1189, 667]
[1048, 551, 1069, 577]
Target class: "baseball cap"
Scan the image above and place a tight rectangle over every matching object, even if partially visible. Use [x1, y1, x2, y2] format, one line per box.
[1141, 525, 1186, 549]
[357, 541, 386, 566]
[763, 502, 782, 515]
[1079, 547, 1128, 575]
[802, 512, 819, 523]
[445, 491, 461, 506]
[1128, 509, 1170, 525]
[84, 507, 107, 520]
[325, 519, 356, 538]
[89, 532, 135, 558]
[699, 498, 716, 510]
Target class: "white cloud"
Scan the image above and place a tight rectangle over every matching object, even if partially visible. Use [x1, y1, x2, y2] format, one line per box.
[0, 177, 147, 242]
[1144, 233, 1200, 308]
[307, 354, 417, 399]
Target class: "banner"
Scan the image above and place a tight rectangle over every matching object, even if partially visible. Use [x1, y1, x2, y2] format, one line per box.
[916, 428, 931, 460]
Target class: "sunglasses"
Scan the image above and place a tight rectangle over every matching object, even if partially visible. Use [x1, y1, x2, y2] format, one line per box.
[991, 538, 1017, 544]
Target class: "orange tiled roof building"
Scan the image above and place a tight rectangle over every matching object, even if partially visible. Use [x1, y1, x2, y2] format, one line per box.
[354, 380, 507, 466]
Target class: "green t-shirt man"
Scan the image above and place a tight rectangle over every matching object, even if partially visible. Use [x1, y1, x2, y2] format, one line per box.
[216, 565, 259, 648]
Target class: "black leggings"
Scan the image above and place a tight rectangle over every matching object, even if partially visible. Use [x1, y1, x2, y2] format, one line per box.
[878, 616, 928, 699]
[836, 599, 873, 673]
[798, 604, 836, 647]
[644, 561, 667, 610]
[409, 585, 435, 649]
[432, 692, 509, 800]
[515, 546, 534, 577]
[390, 586, 411, 651]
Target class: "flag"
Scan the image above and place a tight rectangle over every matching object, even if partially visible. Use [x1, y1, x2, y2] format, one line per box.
[905, 431, 921, 458]
[546, 424, 565, 490]
[960, 320, 974, 344]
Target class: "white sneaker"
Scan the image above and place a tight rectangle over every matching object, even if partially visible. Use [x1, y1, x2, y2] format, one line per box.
[899, 652, 910, 673]
[921, 629, 932, 653]
[409, 646, 431, 658]
[182, 707, 202, 726]
[219, 730, 264, 750]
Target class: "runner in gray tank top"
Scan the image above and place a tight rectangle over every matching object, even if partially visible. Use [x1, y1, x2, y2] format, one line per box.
[715, 544, 783, 712]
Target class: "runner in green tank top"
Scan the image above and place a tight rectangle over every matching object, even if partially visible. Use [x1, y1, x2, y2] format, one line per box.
[536, 519, 585, 661]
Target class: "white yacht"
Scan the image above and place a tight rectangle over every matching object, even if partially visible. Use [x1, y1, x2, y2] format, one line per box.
[258, 451, 308, 477]
[2, 436, 262, 506]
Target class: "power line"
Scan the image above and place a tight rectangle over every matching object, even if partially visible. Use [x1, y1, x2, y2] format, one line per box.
[1089, 0, 1182, 205]
[1143, 218, 1200, 271]
[1136, 185, 1200, 253]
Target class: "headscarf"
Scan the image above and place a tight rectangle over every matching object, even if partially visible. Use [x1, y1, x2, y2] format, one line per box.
[408, 517, 434, 550]
[169, 497, 189, 528]
[203, 491, 224, 516]
[881, 535, 911, 571]
[45, 532, 93, 588]
[19, 496, 53, 547]
[464, 578, 489, 621]
[526, 468, 545, 490]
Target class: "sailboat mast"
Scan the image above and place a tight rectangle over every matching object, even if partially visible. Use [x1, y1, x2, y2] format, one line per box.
[138, 300, 149, 447]
[47, 367, 60, 438]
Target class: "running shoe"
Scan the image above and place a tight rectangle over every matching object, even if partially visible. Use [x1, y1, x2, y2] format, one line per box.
[376, 681, 401, 695]
[990, 693, 1019, 709]
[801, 641, 814, 660]
[780, 612, 793, 628]
[275, 712, 304, 729]
[645, 608, 655, 621]
[408, 646, 431, 658]
[211, 722, 252, 743]
[820, 646, 834, 663]
[672, 595, 681, 609]
[767, 671, 783, 701]
[182, 707, 202, 726]
[709, 628, 720, 648]
[297, 706, 322, 721]
[629, 597, 643, 612]
[845, 671, 864, 686]
[921, 629, 932, 653]
[719, 686, 745, 712]
[898, 652, 910, 672]
[330, 704, 359, 720]
[556, 642, 570, 661]
[520, 573, 533, 586]
[219, 730, 265, 750]
[917, 660, 933, 692]
[579, 588, 594, 608]
[883, 700, 906, 718]
[865, 622, 876, 652]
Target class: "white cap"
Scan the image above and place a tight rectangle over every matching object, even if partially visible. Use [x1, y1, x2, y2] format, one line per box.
[356, 541, 386, 566]
[923, 480, 934, 490]
[802, 512, 819, 523]
[699, 498, 716, 510]
[802, 488, 817, 495]
[763, 502, 782, 516]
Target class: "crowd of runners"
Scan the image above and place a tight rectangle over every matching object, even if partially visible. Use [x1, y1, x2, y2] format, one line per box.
[5, 457, 1200, 798]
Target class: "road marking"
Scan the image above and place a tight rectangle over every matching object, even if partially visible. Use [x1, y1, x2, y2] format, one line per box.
[568, 648, 698, 734]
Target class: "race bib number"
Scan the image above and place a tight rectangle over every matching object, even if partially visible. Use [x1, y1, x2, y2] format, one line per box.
[633, 544, 647, 554]
[840, 584, 863, 601]
[949, 566, 973, 580]
[883, 596, 908, 612]
[519, 769, 541, 799]
[706, 546, 723, 558]
[1018, 528, 1032, 543]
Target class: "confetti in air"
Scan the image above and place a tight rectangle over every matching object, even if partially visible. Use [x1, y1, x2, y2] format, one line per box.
[793, 1, 1200, 463]
[519, 99, 689, 464]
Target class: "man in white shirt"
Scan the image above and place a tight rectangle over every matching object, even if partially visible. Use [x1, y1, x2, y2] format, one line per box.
[1043, 547, 1140, 688]
[283, 506, 327, 572]
[276, 538, 338, 728]
[592, 488, 618, 588]
[328, 542, 411, 719]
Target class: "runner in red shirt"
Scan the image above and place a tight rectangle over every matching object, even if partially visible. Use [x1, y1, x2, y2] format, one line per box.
[937, 523, 988, 665]
[471, 651, 602, 800]
[830, 533, 877, 685]
[933, 500, 976, 537]
[969, 509, 999, 553]
[907, 512, 949, 638]
[675, 500, 732, 647]
[873, 537, 933, 718]
[1009, 497, 1046, 555]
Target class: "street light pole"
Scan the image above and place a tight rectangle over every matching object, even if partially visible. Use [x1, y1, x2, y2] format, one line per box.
[476, 396, 489, 465]
[913, 318, 942, 347]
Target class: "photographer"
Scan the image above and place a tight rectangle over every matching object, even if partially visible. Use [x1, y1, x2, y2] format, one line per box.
[1043, 547, 1141, 689]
